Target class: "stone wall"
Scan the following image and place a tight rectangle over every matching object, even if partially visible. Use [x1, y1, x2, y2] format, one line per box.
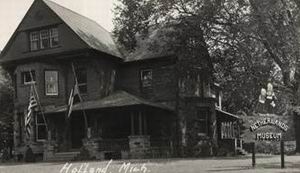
[128, 135, 150, 158]
[82, 138, 103, 160]
[177, 97, 217, 156]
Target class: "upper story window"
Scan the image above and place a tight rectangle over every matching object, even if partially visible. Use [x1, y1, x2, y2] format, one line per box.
[75, 68, 87, 94]
[30, 27, 59, 51]
[140, 69, 152, 88]
[50, 28, 59, 47]
[40, 30, 50, 49]
[45, 70, 58, 96]
[30, 32, 39, 51]
[22, 71, 36, 85]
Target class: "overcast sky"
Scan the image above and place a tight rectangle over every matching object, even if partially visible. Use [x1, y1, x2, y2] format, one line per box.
[0, 0, 118, 50]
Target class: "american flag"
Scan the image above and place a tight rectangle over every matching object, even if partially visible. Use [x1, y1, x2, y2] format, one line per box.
[67, 81, 81, 118]
[25, 85, 38, 139]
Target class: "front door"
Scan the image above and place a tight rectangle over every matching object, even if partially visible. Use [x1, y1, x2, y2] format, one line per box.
[71, 115, 85, 149]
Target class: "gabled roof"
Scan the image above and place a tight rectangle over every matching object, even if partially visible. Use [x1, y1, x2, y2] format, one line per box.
[0, 0, 123, 62]
[45, 90, 174, 114]
[43, 0, 122, 58]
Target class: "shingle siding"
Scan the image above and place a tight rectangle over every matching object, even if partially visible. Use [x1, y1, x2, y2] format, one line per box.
[117, 58, 177, 107]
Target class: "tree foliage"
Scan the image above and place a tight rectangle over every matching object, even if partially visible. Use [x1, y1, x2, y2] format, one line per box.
[0, 67, 13, 149]
[113, 0, 155, 53]
[113, 0, 300, 116]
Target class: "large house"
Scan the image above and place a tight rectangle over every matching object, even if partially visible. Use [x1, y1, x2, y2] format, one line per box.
[0, 0, 241, 161]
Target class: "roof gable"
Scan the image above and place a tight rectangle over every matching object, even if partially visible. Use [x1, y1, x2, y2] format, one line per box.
[43, 0, 122, 58]
[0, 0, 64, 58]
[0, 0, 122, 64]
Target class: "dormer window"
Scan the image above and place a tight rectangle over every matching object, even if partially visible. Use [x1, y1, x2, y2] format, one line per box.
[30, 27, 59, 51]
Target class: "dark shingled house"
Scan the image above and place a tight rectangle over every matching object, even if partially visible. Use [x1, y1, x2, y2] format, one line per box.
[0, 0, 241, 161]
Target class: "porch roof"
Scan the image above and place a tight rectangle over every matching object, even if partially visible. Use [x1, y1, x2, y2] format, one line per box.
[216, 109, 240, 120]
[44, 91, 174, 114]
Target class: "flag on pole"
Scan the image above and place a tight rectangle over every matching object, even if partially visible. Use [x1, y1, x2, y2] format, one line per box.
[67, 81, 80, 118]
[25, 85, 38, 139]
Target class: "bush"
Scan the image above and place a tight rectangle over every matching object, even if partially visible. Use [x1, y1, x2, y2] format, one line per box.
[74, 146, 91, 161]
[1, 148, 9, 162]
[24, 146, 35, 162]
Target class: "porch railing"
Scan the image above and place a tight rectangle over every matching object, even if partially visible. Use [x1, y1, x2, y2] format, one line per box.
[149, 138, 174, 158]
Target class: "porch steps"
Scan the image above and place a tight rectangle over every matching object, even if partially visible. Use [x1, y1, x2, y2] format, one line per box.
[236, 148, 249, 155]
[46, 151, 79, 162]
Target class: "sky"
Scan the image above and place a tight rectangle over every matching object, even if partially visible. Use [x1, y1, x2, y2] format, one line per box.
[0, 0, 118, 50]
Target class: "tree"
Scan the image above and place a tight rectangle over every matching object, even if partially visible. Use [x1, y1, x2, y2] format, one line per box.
[0, 67, 13, 155]
[113, 0, 155, 53]
[113, 0, 300, 152]
[114, 0, 300, 113]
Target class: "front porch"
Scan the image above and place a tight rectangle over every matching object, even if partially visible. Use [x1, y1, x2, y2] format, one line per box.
[44, 91, 176, 160]
[216, 109, 242, 155]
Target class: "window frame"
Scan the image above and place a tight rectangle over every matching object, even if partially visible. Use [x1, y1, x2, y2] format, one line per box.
[40, 29, 50, 49]
[35, 113, 47, 141]
[196, 107, 210, 135]
[21, 70, 36, 85]
[49, 28, 59, 47]
[29, 27, 59, 51]
[75, 68, 88, 94]
[44, 70, 59, 96]
[140, 69, 153, 88]
[30, 31, 39, 51]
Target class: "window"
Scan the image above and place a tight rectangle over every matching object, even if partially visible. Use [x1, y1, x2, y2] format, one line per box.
[36, 114, 47, 141]
[140, 69, 152, 88]
[50, 28, 59, 47]
[30, 31, 39, 51]
[40, 30, 50, 49]
[75, 68, 87, 93]
[21, 71, 36, 85]
[195, 108, 210, 135]
[45, 70, 58, 96]
[29, 27, 59, 51]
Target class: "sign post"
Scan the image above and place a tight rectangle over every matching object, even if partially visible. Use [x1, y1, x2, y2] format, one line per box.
[281, 140, 284, 168]
[252, 142, 255, 168]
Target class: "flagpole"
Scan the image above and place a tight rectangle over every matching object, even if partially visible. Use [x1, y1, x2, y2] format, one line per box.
[29, 71, 49, 133]
[70, 62, 89, 135]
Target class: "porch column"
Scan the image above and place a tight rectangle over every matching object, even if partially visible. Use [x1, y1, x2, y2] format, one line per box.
[138, 111, 143, 135]
[131, 112, 135, 135]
